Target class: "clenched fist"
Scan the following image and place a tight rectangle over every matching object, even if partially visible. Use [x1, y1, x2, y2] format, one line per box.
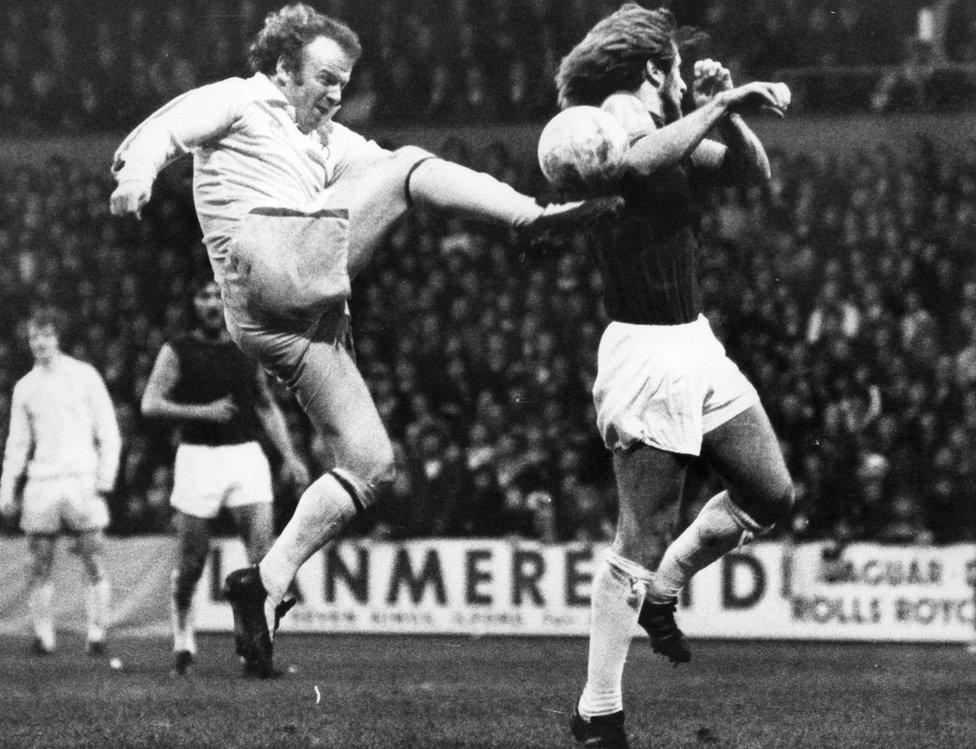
[109, 181, 151, 219]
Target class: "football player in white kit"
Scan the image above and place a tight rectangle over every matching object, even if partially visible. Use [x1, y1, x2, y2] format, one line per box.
[110, 3, 621, 676]
[1, 309, 121, 656]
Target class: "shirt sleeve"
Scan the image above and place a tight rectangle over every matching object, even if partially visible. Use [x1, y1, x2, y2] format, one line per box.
[0, 381, 31, 508]
[86, 368, 122, 493]
[112, 78, 249, 188]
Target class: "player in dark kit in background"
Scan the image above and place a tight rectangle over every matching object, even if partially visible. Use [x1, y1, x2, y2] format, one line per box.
[141, 280, 309, 675]
[554, 5, 795, 747]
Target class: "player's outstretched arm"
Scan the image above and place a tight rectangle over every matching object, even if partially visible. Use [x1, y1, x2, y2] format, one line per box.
[251, 368, 310, 490]
[141, 344, 239, 423]
[110, 81, 244, 219]
[623, 95, 732, 176]
[624, 77, 787, 178]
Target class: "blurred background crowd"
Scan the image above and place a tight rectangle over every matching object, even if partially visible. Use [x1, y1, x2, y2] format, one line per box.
[0, 0, 974, 135]
[2, 0, 976, 545]
[2, 128, 976, 545]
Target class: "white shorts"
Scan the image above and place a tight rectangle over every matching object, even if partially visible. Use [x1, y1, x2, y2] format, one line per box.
[21, 475, 108, 534]
[593, 315, 760, 455]
[170, 442, 273, 519]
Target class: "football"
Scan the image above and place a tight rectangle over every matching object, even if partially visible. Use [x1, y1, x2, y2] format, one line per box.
[537, 106, 629, 194]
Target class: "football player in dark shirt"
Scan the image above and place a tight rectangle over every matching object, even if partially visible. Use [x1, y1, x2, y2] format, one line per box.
[142, 279, 309, 675]
[554, 6, 795, 747]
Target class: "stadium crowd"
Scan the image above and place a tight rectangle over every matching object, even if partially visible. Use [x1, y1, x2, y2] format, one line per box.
[2, 130, 976, 545]
[1, 0, 974, 134]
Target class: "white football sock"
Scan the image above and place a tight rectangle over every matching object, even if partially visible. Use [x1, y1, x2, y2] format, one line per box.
[85, 578, 111, 644]
[170, 570, 197, 654]
[649, 491, 767, 603]
[578, 551, 653, 718]
[259, 471, 359, 606]
[28, 580, 55, 650]
[407, 159, 544, 228]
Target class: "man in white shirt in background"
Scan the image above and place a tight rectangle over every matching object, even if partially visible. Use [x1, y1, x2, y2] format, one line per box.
[0, 308, 122, 656]
[109, 2, 620, 677]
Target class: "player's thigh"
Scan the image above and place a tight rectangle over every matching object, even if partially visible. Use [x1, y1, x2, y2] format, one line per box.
[701, 403, 793, 524]
[228, 307, 392, 476]
[74, 530, 106, 582]
[612, 444, 690, 567]
[228, 502, 274, 564]
[325, 147, 429, 276]
[293, 336, 393, 477]
[20, 481, 63, 535]
[27, 534, 57, 579]
[58, 478, 109, 535]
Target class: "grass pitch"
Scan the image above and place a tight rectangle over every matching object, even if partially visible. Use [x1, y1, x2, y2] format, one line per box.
[2, 633, 975, 748]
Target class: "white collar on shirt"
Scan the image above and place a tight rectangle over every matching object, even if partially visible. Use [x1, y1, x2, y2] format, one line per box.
[251, 72, 295, 120]
[251, 72, 332, 147]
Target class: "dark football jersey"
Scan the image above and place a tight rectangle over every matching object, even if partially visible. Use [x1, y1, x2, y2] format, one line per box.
[590, 139, 706, 326]
[169, 334, 262, 446]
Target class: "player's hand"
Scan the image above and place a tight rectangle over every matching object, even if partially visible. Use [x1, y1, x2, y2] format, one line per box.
[109, 181, 151, 219]
[279, 454, 311, 490]
[692, 58, 733, 108]
[720, 81, 791, 117]
[200, 395, 239, 423]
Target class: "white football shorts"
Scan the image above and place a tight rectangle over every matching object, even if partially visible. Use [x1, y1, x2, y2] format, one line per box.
[20, 474, 108, 534]
[170, 441, 273, 519]
[593, 314, 760, 455]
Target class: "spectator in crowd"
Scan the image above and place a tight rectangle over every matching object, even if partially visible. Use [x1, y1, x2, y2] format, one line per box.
[4, 126, 976, 544]
[0, 0, 973, 132]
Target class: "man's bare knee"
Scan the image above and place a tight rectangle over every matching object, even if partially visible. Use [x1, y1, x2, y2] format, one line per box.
[731, 482, 796, 535]
[363, 458, 396, 505]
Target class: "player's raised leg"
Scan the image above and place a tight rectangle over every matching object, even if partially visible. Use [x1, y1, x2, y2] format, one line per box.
[572, 447, 687, 748]
[648, 405, 794, 605]
[405, 157, 623, 235]
[223, 310, 390, 677]
[75, 530, 111, 656]
[26, 534, 57, 655]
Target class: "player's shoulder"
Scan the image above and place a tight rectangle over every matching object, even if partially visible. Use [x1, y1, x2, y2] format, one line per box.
[600, 93, 656, 141]
[62, 355, 103, 380]
[205, 75, 256, 97]
[11, 370, 34, 395]
[191, 75, 266, 112]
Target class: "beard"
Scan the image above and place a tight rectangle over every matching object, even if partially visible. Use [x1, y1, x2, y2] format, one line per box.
[663, 93, 683, 124]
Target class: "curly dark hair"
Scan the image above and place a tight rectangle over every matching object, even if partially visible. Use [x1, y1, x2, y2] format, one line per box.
[555, 4, 701, 109]
[248, 3, 362, 76]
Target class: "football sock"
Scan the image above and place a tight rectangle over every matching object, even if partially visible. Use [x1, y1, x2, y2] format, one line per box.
[406, 158, 545, 228]
[259, 472, 359, 606]
[170, 569, 197, 653]
[578, 551, 653, 718]
[85, 578, 111, 644]
[28, 580, 55, 650]
[648, 491, 768, 603]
